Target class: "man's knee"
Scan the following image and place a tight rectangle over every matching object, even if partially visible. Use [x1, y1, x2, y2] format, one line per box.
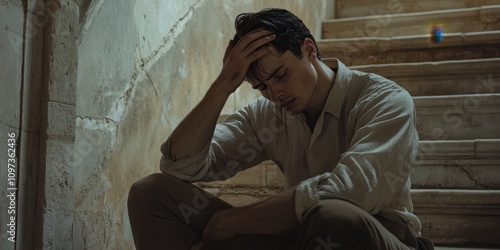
[304, 199, 367, 232]
[127, 173, 183, 211]
[129, 172, 179, 192]
[299, 199, 371, 249]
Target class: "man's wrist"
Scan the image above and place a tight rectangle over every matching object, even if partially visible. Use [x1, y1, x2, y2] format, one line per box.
[202, 80, 233, 107]
[211, 76, 241, 96]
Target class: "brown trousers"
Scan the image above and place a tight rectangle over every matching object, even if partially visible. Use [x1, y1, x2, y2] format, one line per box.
[127, 173, 434, 250]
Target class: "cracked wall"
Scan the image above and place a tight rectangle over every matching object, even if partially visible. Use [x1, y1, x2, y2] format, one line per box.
[1, 0, 324, 248]
[75, 0, 325, 248]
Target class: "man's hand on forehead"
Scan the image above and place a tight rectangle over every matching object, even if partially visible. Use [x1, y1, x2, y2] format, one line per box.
[215, 27, 276, 94]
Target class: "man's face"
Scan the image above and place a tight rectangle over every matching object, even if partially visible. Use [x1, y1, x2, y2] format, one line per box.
[246, 41, 318, 115]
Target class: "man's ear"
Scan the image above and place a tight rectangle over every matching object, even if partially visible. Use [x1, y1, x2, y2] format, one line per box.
[303, 38, 317, 60]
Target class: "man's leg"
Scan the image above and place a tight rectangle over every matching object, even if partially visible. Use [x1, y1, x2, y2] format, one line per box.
[127, 173, 288, 250]
[296, 199, 423, 250]
[128, 173, 230, 249]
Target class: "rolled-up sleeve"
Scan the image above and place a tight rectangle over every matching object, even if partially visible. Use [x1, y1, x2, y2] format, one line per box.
[160, 135, 213, 181]
[294, 83, 419, 223]
[160, 101, 270, 183]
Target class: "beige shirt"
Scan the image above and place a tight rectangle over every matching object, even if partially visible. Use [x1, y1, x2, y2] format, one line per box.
[160, 59, 422, 235]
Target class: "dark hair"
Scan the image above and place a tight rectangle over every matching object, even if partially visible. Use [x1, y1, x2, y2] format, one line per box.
[233, 8, 321, 83]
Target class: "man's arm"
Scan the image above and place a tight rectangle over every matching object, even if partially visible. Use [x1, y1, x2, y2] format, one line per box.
[201, 82, 419, 245]
[169, 29, 276, 161]
[202, 188, 299, 244]
[294, 83, 420, 222]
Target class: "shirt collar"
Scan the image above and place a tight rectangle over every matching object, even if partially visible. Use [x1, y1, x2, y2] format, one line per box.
[323, 58, 350, 118]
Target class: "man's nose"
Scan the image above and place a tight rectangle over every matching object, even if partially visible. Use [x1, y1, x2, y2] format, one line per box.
[267, 83, 284, 102]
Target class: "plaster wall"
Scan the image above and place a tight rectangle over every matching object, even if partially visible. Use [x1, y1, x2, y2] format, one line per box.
[0, 0, 57, 248]
[75, 0, 325, 248]
[0, 2, 24, 249]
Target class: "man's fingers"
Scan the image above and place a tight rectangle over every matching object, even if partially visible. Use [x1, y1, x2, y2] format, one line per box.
[245, 45, 272, 65]
[217, 28, 275, 91]
[245, 27, 267, 36]
[227, 28, 274, 64]
[223, 31, 274, 65]
[233, 29, 273, 51]
[242, 33, 275, 56]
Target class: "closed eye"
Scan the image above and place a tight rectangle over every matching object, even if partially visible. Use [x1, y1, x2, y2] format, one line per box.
[275, 70, 287, 81]
[252, 83, 267, 91]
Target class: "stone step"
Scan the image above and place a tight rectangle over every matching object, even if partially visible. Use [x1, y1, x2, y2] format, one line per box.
[319, 30, 500, 65]
[414, 93, 500, 140]
[196, 160, 283, 192]
[345, 58, 500, 96]
[335, 0, 500, 18]
[323, 6, 500, 39]
[413, 140, 500, 189]
[412, 189, 500, 247]
[198, 187, 500, 247]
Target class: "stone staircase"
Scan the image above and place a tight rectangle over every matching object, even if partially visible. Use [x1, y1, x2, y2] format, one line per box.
[198, 1, 500, 248]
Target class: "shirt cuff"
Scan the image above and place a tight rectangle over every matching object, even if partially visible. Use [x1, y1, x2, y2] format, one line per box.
[159, 135, 213, 182]
[294, 174, 324, 224]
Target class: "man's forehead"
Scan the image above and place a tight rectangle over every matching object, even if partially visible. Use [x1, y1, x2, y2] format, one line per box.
[246, 48, 290, 84]
[257, 50, 287, 72]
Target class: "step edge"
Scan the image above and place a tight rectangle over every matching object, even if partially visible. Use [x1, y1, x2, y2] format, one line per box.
[318, 30, 500, 42]
[323, 5, 500, 23]
[411, 189, 500, 207]
[318, 31, 500, 53]
[412, 93, 500, 101]
[337, 58, 500, 69]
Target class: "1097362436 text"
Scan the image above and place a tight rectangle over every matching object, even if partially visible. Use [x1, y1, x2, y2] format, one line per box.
[6, 132, 17, 243]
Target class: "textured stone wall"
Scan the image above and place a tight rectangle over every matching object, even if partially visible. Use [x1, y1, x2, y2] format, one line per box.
[0, 1, 24, 249]
[74, 0, 325, 249]
[0, 0, 324, 249]
[0, 0, 67, 249]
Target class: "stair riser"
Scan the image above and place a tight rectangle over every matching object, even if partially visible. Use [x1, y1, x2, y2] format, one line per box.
[411, 164, 500, 189]
[415, 95, 500, 140]
[347, 60, 500, 96]
[392, 76, 499, 96]
[335, 0, 500, 18]
[318, 31, 500, 65]
[323, 6, 500, 39]
[417, 214, 500, 246]
[319, 42, 500, 66]
[317, 30, 500, 59]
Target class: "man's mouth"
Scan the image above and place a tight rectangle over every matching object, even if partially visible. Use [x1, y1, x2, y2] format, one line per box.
[280, 98, 296, 110]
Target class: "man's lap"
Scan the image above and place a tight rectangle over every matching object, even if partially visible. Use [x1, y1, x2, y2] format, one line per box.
[128, 173, 421, 250]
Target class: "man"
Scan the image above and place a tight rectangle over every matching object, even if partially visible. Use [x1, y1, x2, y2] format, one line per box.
[128, 8, 434, 250]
